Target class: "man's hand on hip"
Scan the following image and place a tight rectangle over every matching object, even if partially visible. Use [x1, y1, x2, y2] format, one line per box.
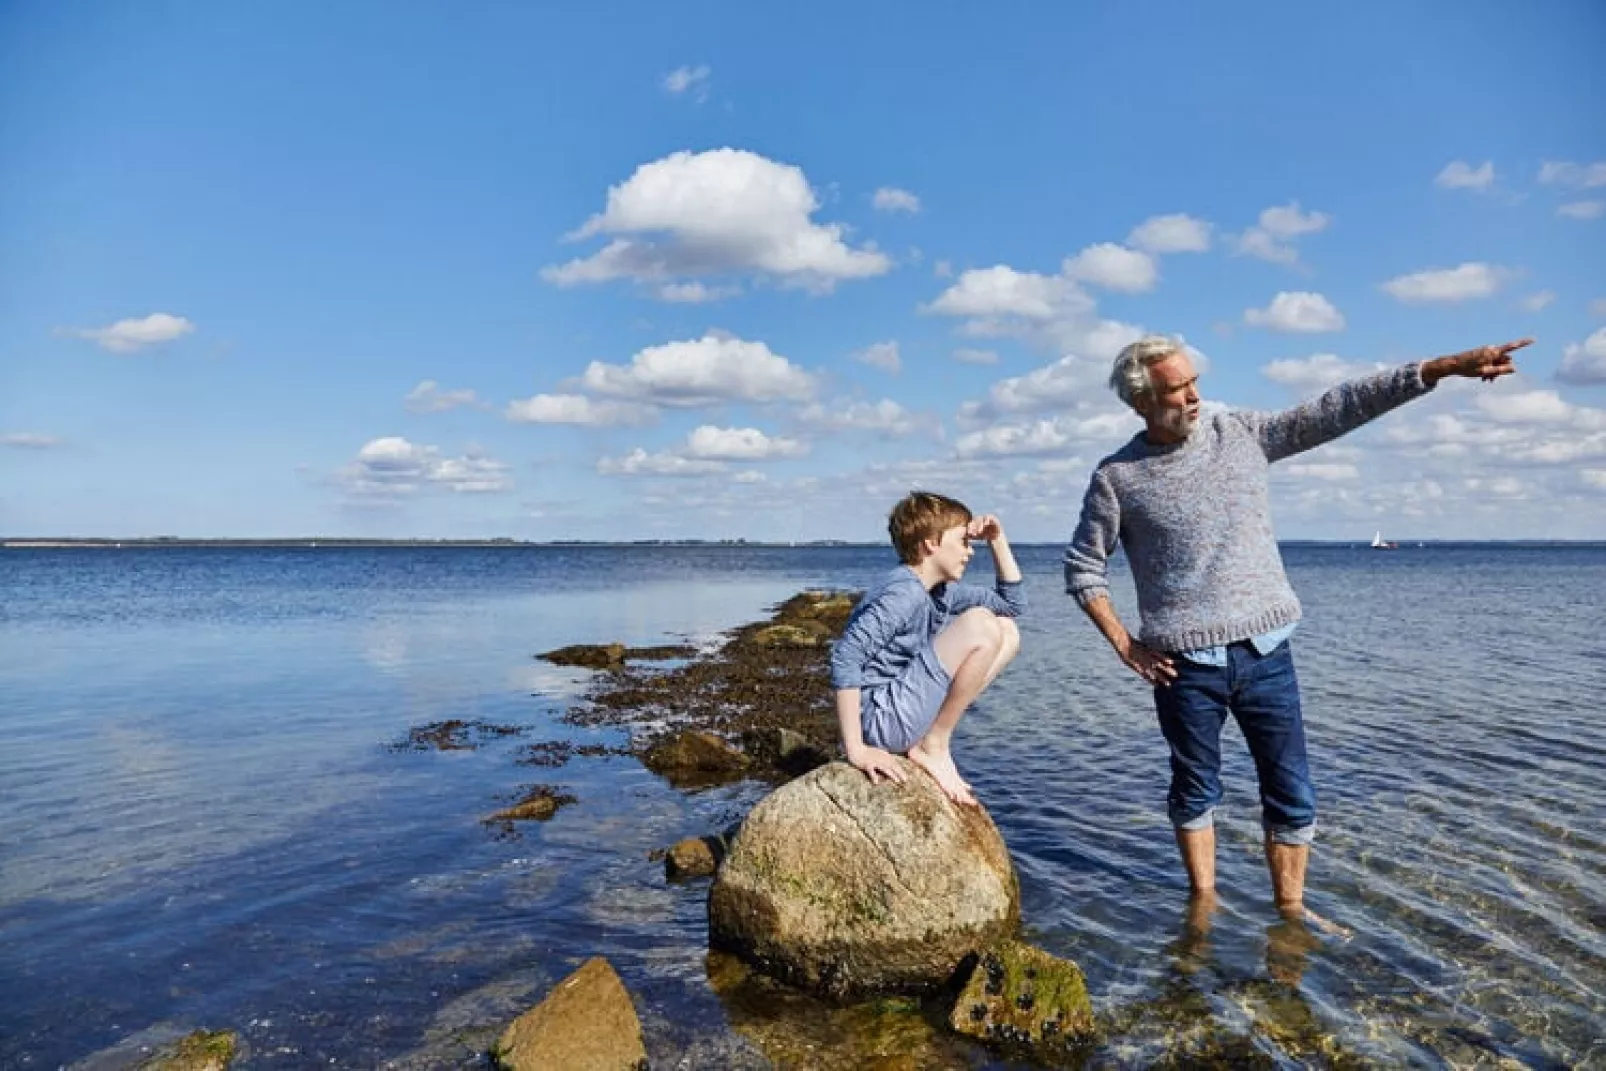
[1120, 637, 1177, 686]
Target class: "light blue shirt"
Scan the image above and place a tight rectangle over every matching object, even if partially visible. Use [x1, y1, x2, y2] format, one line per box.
[1177, 621, 1298, 666]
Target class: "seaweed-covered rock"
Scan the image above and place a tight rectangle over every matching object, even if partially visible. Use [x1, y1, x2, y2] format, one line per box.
[137, 1029, 238, 1071]
[666, 836, 720, 880]
[488, 785, 576, 823]
[708, 759, 1019, 1000]
[493, 957, 647, 1071]
[948, 941, 1095, 1058]
[539, 643, 627, 669]
[642, 730, 750, 777]
[748, 623, 828, 649]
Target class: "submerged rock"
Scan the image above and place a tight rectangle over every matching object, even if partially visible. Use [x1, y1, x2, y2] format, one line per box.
[641, 730, 750, 780]
[136, 1029, 238, 1071]
[493, 957, 647, 1071]
[741, 726, 833, 777]
[708, 759, 1019, 1000]
[487, 785, 577, 824]
[948, 941, 1095, 1058]
[539, 643, 628, 669]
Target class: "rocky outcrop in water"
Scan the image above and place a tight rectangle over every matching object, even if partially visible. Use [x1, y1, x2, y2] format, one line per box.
[136, 1029, 238, 1071]
[493, 957, 647, 1071]
[708, 758, 1019, 1000]
[949, 941, 1095, 1058]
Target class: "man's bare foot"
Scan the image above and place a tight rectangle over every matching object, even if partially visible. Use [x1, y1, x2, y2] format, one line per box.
[1277, 901, 1353, 940]
[907, 743, 977, 806]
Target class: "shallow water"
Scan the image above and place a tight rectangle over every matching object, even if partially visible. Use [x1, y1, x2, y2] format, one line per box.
[1, 544, 1602, 1068]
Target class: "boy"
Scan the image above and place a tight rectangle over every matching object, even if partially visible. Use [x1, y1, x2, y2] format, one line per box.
[829, 491, 1026, 806]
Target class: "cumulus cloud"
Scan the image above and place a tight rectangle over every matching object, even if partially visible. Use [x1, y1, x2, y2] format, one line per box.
[1558, 328, 1606, 385]
[1236, 202, 1330, 265]
[58, 312, 195, 353]
[922, 263, 1143, 360]
[1127, 213, 1212, 254]
[952, 347, 1000, 365]
[579, 333, 814, 407]
[405, 380, 481, 413]
[1477, 389, 1600, 426]
[685, 424, 808, 460]
[2, 432, 63, 448]
[1381, 262, 1507, 303]
[1244, 292, 1345, 333]
[596, 448, 725, 477]
[954, 412, 1133, 459]
[1520, 291, 1556, 312]
[663, 64, 711, 100]
[541, 149, 890, 295]
[1558, 200, 1604, 221]
[1538, 160, 1606, 188]
[1063, 243, 1158, 293]
[504, 393, 655, 426]
[1262, 353, 1385, 392]
[1435, 160, 1495, 190]
[855, 340, 902, 374]
[335, 437, 512, 496]
[1281, 462, 1360, 480]
[873, 187, 921, 213]
[655, 281, 741, 303]
[796, 398, 922, 437]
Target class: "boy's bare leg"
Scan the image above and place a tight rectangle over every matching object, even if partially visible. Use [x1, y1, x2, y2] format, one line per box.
[912, 610, 1016, 805]
[1176, 826, 1217, 894]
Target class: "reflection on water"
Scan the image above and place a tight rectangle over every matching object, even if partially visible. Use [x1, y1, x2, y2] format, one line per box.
[3, 544, 1604, 1068]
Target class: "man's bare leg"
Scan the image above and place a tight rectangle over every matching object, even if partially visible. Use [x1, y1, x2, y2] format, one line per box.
[1264, 838, 1307, 916]
[911, 610, 1010, 805]
[1176, 826, 1217, 894]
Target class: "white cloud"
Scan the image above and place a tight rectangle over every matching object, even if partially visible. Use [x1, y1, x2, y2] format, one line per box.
[954, 412, 1133, 459]
[1558, 328, 1606, 386]
[1127, 213, 1212, 254]
[58, 312, 195, 353]
[580, 333, 814, 407]
[1477, 389, 1582, 425]
[855, 340, 902, 374]
[335, 437, 512, 496]
[405, 380, 481, 413]
[1381, 262, 1506, 304]
[2, 432, 62, 448]
[796, 398, 921, 437]
[1236, 202, 1330, 265]
[1244, 291, 1345, 333]
[542, 149, 890, 295]
[685, 424, 808, 460]
[1520, 291, 1556, 312]
[1262, 353, 1384, 392]
[872, 187, 921, 213]
[1281, 462, 1360, 480]
[952, 347, 1000, 365]
[1582, 469, 1606, 491]
[1538, 160, 1606, 188]
[504, 393, 655, 426]
[655, 281, 740, 303]
[1557, 200, 1604, 221]
[596, 448, 725, 478]
[733, 470, 767, 484]
[663, 65, 711, 100]
[1435, 160, 1495, 190]
[1063, 243, 1158, 293]
[922, 262, 1143, 361]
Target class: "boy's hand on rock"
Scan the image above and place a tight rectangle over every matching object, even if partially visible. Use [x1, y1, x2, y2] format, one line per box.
[967, 514, 1005, 543]
[847, 745, 907, 785]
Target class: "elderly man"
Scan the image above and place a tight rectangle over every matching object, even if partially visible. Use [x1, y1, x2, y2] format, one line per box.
[1064, 334, 1531, 918]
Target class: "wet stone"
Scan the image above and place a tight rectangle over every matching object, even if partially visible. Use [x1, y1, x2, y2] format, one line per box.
[948, 942, 1095, 1060]
[389, 719, 525, 752]
[485, 785, 577, 831]
[538, 643, 627, 669]
[136, 1029, 239, 1071]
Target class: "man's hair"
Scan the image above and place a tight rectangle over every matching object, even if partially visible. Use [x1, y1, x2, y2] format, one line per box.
[1109, 335, 1186, 408]
[888, 491, 972, 565]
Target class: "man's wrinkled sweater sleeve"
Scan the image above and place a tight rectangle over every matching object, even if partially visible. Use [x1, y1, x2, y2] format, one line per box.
[1243, 363, 1434, 462]
[1063, 466, 1120, 608]
[828, 580, 923, 690]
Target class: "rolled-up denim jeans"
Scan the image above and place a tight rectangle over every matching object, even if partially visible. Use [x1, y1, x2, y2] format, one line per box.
[1153, 640, 1317, 845]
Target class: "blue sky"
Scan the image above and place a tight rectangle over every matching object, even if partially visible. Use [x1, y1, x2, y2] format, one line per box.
[3, 2, 1603, 540]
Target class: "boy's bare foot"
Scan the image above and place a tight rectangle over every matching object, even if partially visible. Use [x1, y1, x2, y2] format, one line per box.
[907, 743, 977, 806]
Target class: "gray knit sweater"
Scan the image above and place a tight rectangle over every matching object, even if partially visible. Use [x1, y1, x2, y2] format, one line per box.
[1064, 363, 1433, 652]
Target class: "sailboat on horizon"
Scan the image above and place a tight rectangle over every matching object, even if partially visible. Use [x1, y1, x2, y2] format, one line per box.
[1370, 530, 1399, 550]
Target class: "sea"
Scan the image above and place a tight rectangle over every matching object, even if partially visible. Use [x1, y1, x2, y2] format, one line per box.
[1, 544, 1602, 1069]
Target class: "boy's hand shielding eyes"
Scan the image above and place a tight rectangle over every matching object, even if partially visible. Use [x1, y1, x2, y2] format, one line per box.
[967, 514, 1005, 542]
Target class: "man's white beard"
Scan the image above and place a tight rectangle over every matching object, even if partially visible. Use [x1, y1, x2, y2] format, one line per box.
[1156, 407, 1198, 439]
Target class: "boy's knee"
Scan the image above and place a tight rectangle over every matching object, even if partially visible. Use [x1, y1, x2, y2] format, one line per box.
[996, 616, 1020, 655]
[962, 608, 1005, 652]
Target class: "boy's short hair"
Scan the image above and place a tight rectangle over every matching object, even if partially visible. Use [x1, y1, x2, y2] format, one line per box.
[888, 491, 972, 565]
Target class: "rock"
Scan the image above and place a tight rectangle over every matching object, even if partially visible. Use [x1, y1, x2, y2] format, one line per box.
[665, 836, 720, 880]
[493, 957, 648, 1071]
[137, 1029, 238, 1071]
[748, 623, 827, 649]
[708, 759, 1019, 1000]
[488, 785, 577, 824]
[741, 726, 833, 776]
[948, 941, 1095, 1056]
[642, 730, 750, 776]
[539, 643, 626, 669]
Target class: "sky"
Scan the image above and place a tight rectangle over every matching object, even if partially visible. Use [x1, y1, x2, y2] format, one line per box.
[2, 2, 1604, 542]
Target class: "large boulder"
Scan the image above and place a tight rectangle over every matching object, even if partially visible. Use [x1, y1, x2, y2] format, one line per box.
[708, 759, 1019, 999]
[493, 957, 647, 1071]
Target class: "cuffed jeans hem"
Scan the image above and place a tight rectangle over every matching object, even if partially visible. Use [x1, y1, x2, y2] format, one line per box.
[1265, 821, 1317, 846]
[1172, 807, 1216, 832]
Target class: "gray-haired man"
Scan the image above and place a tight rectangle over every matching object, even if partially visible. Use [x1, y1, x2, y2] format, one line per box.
[1064, 334, 1531, 919]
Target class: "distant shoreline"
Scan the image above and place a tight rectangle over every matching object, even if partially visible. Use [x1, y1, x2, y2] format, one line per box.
[5, 538, 1604, 549]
